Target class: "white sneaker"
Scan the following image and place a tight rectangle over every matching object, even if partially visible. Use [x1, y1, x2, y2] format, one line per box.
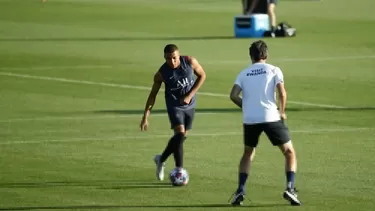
[153, 155, 165, 181]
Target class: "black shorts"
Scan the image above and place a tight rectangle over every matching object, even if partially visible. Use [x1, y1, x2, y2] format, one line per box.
[243, 120, 290, 147]
[167, 107, 195, 130]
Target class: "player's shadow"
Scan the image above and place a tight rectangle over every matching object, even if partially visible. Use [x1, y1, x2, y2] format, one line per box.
[0, 36, 235, 42]
[0, 203, 289, 210]
[0, 182, 290, 210]
[0, 180, 172, 190]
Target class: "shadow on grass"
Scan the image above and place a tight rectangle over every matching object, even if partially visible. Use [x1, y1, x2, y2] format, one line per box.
[0, 181, 291, 210]
[0, 180, 172, 190]
[0, 203, 289, 210]
[0, 36, 235, 42]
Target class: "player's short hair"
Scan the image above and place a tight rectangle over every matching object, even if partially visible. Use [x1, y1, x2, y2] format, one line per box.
[164, 44, 179, 54]
[249, 40, 268, 61]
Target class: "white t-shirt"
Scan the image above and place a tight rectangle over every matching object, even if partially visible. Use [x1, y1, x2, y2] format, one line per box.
[234, 62, 284, 124]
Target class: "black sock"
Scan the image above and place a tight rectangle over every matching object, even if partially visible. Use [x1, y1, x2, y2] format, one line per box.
[172, 133, 186, 168]
[237, 172, 248, 193]
[160, 134, 179, 163]
[286, 171, 296, 189]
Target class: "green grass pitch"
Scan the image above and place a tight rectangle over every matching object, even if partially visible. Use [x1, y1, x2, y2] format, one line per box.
[0, 0, 375, 210]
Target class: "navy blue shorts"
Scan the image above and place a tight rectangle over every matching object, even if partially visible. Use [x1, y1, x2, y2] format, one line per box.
[167, 107, 195, 130]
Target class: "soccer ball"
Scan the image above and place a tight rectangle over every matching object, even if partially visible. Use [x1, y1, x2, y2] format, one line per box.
[169, 167, 189, 186]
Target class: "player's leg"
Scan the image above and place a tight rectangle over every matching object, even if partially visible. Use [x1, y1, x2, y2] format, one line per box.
[264, 120, 301, 205]
[172, 108, 194, 168]
[268, 0, 277, 33]
[172, 124, 186, 168]
[231, 123, 262, 206]
[153, 108, 185, 180]
[160, 108, 186, 163]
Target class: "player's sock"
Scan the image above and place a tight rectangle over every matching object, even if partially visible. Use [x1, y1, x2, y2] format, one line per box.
[286, 171, 296, 189]
[237, 172, 248, 193]
[173, 143, 184, 168]
[160, 134, 179, 162]
[173, 133, 186, 167]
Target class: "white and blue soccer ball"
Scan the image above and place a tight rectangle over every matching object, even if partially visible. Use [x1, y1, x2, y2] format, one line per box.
[169, 167, 189, 186]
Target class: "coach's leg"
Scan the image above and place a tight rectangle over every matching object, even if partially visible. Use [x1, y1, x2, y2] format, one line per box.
[236, 124, 261, 194]
[237, 145, 255, 193]
[231, 124, 261, 205]
[278, 140, 301, 205]
[231, 146, 255, 206]
[265, 120, 297, 190]
[265, 120, 301, 205]
[278, 141, 297, 189]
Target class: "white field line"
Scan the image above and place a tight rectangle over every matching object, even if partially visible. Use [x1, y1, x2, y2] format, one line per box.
[0, 55, 374, 71]
[0, 72, 346, 109]
[207, 55, 375, 65]
[0, 112, 219, 123]
[0, 127, 372, 145]
[273, 55, 375, 62]
[0, 65, 113, 70]
[0, 129, 80, 135]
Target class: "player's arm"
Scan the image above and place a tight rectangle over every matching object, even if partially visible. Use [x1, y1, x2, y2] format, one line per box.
[230, 84, 242, 108]
[186, 56, 206, 98]
[142, 71, 163, 120]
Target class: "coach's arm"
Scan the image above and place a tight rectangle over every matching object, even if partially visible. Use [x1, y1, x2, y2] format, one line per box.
[276, 82, 287, 120]
[230, 84, 242, 108]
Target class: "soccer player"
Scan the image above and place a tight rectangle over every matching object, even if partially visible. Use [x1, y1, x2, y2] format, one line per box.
[229, 40, 301, 206]
[139, 44, 206, 181]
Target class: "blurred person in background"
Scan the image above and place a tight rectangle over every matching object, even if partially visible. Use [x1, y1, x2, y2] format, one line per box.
[241, 0, 278, 34]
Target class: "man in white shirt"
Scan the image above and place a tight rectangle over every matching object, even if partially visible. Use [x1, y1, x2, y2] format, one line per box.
[229, 40, 301, 206]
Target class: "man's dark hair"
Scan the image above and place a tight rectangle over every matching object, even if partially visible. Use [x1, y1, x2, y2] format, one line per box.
[249, 40, 268, 61]
[164, 44, 179, 54]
